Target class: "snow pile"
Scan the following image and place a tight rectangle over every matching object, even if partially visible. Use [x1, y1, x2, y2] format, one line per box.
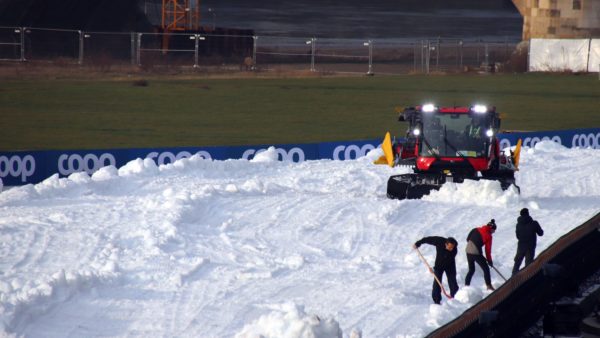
[235, 302, 342, 338]
[118, 158, 160, 177]
[0, 141, 598, 337]
[423, 179, 521, 207]
[250, 146, 280, 163]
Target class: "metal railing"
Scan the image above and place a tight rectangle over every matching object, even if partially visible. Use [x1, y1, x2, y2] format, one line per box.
[0, 26, 521, 74]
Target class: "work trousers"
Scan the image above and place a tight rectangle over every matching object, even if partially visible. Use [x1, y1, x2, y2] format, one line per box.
[512, 245, 535, 276]
[432, 266, 459, 304]
[465, 254, 491, 286]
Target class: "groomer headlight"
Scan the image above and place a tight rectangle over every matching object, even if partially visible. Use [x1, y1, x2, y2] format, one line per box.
[422, 104, 436, 113]
[413, 128, 421, 136]
[486, 129, 494, 137]
[472, 105, 488, 114]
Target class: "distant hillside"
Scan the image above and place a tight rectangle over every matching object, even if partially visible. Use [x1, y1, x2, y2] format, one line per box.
[0, 0, 152, 31]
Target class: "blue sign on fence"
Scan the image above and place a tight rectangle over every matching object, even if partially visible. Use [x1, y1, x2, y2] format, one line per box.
[1, 128, 599, 186]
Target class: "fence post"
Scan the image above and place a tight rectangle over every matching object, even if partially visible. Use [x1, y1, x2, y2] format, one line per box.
[422, 40, 426, 74]
[252, 35, 257, 69]
[436, 37, 440, 72]
[504, 36, 509, 62]
[20, 27, 26, 61]
[191, 34, 205, 68]
[459, 40, 463, 71]
[421, 40, 425, 73]
[193, 34, 199, 68]
[476, 40, 480, 65]
[364, 40, 373, 75]
[78, 30, 84, 65]
[137, 33, 142, 66]
[310, 37, 316, 72]
[130, 32, 136, 66]
[456, 39, 459, 71]
[413, 42, 417, 73]
[484, 42, 489, 69]
[426, 40, 431, 74]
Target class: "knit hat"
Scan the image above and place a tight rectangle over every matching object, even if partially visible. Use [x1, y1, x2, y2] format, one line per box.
[520, 208, 529, 216]
[487, 219, 497, 230]
[446, 237, 458, 246]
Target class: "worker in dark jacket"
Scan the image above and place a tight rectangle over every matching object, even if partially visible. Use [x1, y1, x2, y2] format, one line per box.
[413, 236, 459, 304]
[512, 208, 544, 276]
[465, 220, 497, 290]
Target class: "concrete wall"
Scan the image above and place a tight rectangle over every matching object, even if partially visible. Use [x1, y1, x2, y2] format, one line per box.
[512, 0, 600, 39]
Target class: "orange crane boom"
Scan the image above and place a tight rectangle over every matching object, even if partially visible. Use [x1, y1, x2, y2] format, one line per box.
[161, 0, 200, 31]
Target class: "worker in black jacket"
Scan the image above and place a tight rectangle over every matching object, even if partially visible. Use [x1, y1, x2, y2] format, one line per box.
[512, 208, 544, 276]
[413, 236, 459, 304]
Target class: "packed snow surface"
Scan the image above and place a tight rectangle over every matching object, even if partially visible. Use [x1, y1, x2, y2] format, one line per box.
[0, 141, 599, 337]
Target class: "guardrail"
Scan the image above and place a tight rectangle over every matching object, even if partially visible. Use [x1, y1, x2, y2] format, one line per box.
[1, 128, 599, 186]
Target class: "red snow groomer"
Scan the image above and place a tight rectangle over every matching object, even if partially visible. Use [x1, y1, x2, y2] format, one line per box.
[377, 104, 522, 200]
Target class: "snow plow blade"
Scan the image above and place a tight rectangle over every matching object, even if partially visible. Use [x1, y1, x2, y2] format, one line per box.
[373, 132, 395, 167]
[513, 138, 522, 170]
[386, 173, 447, 200]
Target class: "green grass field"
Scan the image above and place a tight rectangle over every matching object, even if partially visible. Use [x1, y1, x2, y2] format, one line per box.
[1, 73, 598, 151]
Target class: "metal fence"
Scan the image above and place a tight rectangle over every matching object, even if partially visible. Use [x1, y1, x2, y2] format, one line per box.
[0, 26, 24, 61]
[0, 26, 521, 74]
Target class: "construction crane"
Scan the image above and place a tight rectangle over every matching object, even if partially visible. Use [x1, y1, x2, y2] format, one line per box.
[161, 0, 201, 31]
[160, 0, 201, 51]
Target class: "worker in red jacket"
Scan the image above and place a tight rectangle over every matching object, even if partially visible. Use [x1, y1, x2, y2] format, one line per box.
[464, 219, 497, 290]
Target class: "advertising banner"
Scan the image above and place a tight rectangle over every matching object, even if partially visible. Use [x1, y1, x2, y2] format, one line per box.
[497, 128, 600, 149]
[1, 128, 599, 186]
[589, 39, 600, 73]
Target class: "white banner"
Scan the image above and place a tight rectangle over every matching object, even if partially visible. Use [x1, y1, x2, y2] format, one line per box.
[529, 38, 591, 72]
[589, 39, 600, 73]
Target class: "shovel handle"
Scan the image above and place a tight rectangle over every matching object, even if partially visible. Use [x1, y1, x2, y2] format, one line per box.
[414, 247, 453, 299]
[491, 265, 508, 282]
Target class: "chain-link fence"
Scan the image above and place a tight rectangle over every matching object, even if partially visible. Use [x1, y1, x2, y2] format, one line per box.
[0, 26, 521, 74]
[0, 26, 24, 61]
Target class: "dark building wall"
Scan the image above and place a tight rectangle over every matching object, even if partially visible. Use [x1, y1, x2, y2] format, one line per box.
[194, 0, 521, 39]
[1, 0, 522, 39]
[0, 0, 153, 31]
